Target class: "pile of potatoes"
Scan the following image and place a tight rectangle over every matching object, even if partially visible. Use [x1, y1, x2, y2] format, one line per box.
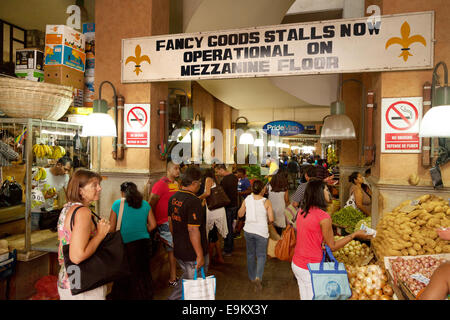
[373, 194, 450, 260]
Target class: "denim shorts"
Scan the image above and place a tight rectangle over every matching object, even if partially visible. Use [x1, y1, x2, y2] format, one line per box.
[158, 222, 174, 252]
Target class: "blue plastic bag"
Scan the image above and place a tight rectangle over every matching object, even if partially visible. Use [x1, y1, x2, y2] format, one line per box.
[307, 245, 351, 300]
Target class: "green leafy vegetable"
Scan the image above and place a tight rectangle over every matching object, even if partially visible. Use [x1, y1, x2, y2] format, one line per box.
[332, 206, 366, 232]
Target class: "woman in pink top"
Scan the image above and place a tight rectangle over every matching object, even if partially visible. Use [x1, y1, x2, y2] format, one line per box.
[291, 179, 372, 300]
[57, 169, 110, 300]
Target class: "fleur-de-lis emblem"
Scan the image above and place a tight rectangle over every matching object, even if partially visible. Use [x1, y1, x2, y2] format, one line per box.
[125, 45, 151, 76]
[385, 21, 426, 62]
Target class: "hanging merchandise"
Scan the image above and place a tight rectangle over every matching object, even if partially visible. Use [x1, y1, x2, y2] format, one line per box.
[14, 128, 27, 147]
[0, 140, 19, 167]
[327, 145, 338, 167]
[74, 130, 81, 150]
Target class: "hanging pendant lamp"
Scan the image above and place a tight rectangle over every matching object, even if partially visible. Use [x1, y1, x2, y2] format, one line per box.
[419, 61, 450, 137]
[321, 101, 356, 140]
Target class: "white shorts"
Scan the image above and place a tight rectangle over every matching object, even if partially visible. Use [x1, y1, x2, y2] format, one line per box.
[58, 285, 107, 300]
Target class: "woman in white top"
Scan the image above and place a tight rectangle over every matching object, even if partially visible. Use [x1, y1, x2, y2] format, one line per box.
[238, 179, 274, 292]
[199, 168, 228, 265]
[268, 171, 290, 236]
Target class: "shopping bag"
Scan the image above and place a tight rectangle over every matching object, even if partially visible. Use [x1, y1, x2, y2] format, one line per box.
[267, 238, 278, 258]
[268, 224, 281, 241]
[307, 245, 351, 300]
[275, 224, 296, 261]
[182, 267, 216, 300]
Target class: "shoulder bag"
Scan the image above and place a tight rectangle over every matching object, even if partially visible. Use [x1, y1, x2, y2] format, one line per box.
[62, 199, 130, 295]
[345, 193, 358, 209]
[206, 184, 230, 211]
[307, 245, 352, 300]
[274, 224, 296, 261]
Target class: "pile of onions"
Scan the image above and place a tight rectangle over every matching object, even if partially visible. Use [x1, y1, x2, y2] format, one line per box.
[333, 237, 372, 266]
[347, 265, 394, 300]
[390, 256, 446, 296]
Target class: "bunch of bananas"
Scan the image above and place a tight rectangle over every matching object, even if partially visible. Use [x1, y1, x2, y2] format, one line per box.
[327, 145, 338, 167]
[33, 167, 47, 181]
[32, 144, 66, 159]
[44, 187, 56, 197]
[50, 146, 66, 159]
[33, 144, 52, 159]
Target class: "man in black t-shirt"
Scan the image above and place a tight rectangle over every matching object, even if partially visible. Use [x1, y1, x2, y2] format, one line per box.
[215, 164, 238, 256]
[167, 167, 208, 300]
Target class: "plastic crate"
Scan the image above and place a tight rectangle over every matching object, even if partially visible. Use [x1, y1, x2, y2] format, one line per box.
[0, 249, 17, 280]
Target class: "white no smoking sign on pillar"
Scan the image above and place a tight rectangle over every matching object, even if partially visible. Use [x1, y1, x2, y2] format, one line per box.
[381, 97, 422, 153]
[124, 104, 150, 148]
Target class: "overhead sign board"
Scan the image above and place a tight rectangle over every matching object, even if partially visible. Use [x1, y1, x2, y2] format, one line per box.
[124, 103, 150, 148]
[122, 11, 434, 82]
[263, 120, 304, 136]
[381, 97, 422, 153]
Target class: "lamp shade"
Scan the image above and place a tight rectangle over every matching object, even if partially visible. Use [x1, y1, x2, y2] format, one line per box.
[419, 105, 450, 137]
[81, 113, 117, 137]
[239, 132, 254, 144]
[321, 114, 356, 140]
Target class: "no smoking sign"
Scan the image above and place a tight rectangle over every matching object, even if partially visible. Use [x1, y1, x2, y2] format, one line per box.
[382, 98, 422, 153]
[124, 104, 150, 148]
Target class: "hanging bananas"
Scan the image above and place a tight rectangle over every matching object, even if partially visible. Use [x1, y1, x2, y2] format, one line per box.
[51, 146, 66, 159]
[327, 145, 338, 167]
[32, 144, 66, 159]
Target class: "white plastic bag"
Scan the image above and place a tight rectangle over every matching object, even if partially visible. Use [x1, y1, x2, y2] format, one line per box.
[182, 267, 216, 300]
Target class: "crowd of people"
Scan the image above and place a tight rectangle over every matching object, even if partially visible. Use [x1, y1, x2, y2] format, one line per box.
[47, 154, 446, 300]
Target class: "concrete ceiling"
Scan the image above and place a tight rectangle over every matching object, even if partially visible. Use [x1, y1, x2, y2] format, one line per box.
[182, 0, 364, 110]
[182, 0, 344, 110]
[184, 0, 312, 110]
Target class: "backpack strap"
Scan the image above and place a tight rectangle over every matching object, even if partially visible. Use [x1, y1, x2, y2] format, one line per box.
[70, 206, 97, 231]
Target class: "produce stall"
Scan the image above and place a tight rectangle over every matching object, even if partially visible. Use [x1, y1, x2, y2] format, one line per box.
[384, 254, 449, 299]
[326, 189, 450, 300]
[0, 118, 85, 299]
[0, 118, 84, 253]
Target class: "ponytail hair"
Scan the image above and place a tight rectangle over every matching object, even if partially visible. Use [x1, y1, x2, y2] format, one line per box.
[120, 182, 143, 209]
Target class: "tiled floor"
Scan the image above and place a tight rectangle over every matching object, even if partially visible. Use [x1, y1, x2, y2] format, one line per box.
[153, 235, 300, 300]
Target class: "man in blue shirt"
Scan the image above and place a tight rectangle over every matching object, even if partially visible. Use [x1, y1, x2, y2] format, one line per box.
[237, 168, 252, 199]
[235, 168, 252, 239]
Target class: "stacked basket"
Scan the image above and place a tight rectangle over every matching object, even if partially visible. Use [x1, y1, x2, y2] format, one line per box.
[0, 76, 73, 120]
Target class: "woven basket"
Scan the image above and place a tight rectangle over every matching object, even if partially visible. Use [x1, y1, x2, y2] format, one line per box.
[0, 76, 73, 120]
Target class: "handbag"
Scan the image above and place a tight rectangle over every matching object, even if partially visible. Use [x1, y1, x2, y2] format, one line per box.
[62, 200, 131, 295]
[39, 209, 61, 230]
[307, 245, 352, 300]
[274, 224, 296, 261]
[206, 185, 230, 211]
[0, 180, 22, 206]
[345, 193, 357, 209]
[182, 267, 216, 300]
